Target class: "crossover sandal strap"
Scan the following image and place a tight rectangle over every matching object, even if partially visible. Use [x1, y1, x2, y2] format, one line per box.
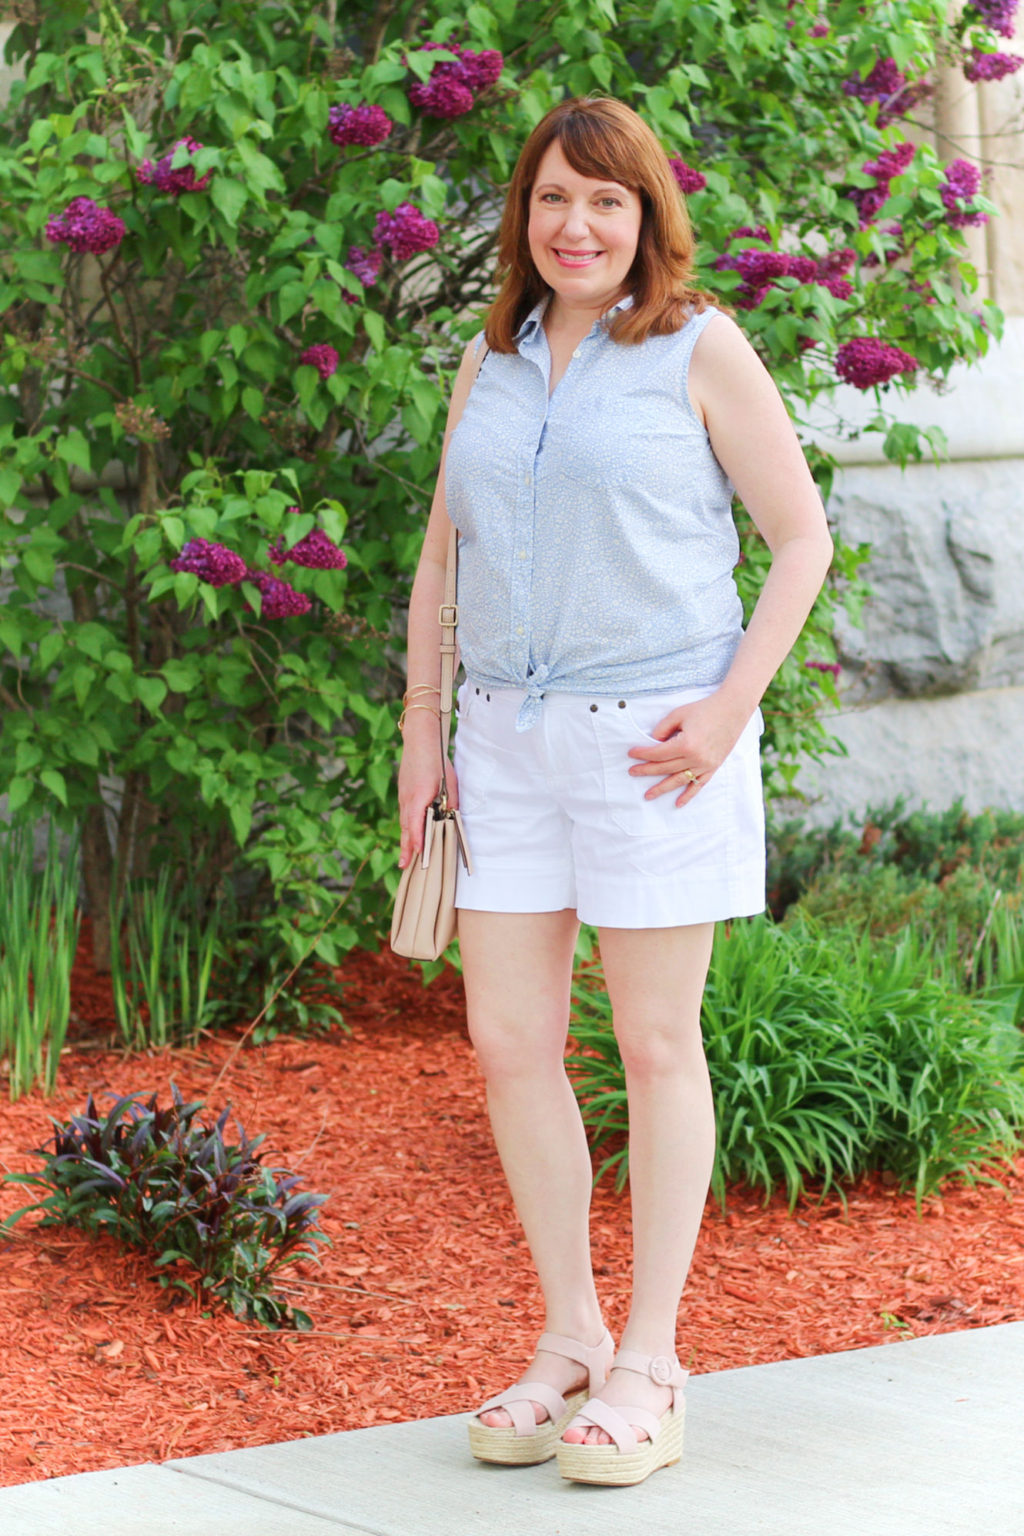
[569, 1398, 663, 1456]
[475, 1381, 568, 1438]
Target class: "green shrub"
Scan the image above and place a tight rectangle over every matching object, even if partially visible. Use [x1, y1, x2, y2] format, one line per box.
[767, 801, 1024, 986]
[567, 914, 1024, 1210]
[0, 824, 80, 1097]
[2, 1085, 328, 1328]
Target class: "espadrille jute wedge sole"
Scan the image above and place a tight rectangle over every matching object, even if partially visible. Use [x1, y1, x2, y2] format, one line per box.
[467, 1327, 614, 1467]
[555, 1349, 688, 1487]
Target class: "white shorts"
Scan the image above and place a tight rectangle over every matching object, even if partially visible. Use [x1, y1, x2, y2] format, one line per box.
[453, 682, 766, 929]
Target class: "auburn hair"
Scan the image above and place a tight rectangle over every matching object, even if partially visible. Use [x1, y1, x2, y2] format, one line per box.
[485, 97, 712, 352]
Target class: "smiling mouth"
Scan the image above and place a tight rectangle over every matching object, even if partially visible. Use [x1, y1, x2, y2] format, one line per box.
[553, 249, 601, 264]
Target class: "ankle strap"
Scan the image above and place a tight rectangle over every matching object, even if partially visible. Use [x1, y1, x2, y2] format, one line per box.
[613, 1349, 688, 1401]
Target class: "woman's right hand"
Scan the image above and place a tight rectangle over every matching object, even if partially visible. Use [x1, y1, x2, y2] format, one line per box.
[397, 728, 459, 870]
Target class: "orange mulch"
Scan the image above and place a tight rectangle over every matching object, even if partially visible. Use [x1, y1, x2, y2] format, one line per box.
[2, 933, 1023, 1488]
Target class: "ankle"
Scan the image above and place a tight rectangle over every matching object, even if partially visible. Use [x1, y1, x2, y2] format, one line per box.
[541, 1312, 606, 1350]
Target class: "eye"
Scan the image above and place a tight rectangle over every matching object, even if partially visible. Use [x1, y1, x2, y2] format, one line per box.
[539, 192, 564, 203]
[597, 196, 623, 208]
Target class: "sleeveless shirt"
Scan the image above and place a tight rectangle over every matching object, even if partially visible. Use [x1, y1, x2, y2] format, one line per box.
[444, 298, 744, 731]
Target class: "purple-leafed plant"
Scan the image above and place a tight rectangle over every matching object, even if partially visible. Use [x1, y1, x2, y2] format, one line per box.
[3, 1086, 329, 1330]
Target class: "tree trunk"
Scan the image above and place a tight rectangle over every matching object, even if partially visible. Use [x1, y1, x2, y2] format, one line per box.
[81, 801, 114, 972]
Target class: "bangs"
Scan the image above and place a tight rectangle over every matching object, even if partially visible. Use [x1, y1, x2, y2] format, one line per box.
[554, 113, 644, 193]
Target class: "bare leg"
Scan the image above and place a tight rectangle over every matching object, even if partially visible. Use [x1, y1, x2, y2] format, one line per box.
[459, 908, 607, 1427]
[562, 921, 716, 1446]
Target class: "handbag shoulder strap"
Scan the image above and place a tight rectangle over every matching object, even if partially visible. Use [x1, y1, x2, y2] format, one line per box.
[438, 337, 488, 787]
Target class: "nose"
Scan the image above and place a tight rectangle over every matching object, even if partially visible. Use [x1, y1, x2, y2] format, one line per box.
[560, 202, 591, 241]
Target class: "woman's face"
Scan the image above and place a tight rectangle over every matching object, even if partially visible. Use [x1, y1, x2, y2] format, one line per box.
[527, 140, 642, 316]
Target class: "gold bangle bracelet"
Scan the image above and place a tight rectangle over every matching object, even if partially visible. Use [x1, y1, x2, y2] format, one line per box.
[402, 684, 442, 705]
[398, 703, 441, 733]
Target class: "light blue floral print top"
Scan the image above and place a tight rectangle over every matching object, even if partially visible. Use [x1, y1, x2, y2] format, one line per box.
[445, 298, 743, 730]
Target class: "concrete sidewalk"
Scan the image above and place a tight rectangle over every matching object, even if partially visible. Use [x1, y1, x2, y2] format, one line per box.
[3, 1322, 1022, 1536]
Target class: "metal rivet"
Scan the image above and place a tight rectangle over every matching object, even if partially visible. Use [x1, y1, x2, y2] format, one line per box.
[617, 700, 626, 708]
[475, 686, 480, 694]
[486, 693, 490, 701]
[589, 703, 598, 713]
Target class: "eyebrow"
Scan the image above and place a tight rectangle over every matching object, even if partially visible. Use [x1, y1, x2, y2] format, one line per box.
[533, 181, 629, 195]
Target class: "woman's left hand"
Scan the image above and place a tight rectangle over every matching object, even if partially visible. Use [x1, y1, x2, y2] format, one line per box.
[626, 691, 753, 805]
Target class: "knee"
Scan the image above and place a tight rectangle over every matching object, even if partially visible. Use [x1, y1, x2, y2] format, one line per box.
[613, 1014, 706, 1084]
[468, 1013, 568, 1085]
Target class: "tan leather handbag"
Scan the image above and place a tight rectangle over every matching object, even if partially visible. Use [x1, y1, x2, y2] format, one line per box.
[389, 519, 473, 961]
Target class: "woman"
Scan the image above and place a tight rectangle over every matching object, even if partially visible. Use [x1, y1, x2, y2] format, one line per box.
[397, 97, 832, 1487]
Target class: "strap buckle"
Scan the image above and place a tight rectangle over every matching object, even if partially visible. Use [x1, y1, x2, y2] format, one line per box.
[438, 603, 458, 629]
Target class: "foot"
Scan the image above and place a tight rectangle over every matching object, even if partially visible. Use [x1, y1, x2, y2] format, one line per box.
[560, 1361, 673, 1446]
[477, 1331, 607, 1430]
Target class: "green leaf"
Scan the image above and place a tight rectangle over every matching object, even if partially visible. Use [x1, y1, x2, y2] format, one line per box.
[40, 768, 68, 806]
[211, 176, 247, 228]
[242, 385, 264, 421]
[0, 466, 22, 506]
[136, 676, 168, 713]
[55, 430, 91, 473]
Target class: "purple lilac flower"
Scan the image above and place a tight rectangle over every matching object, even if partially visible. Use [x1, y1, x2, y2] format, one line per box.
[406, 42, 503, 118]
[249, 571, 312, 619]
[668, 157, 707, 194]
[810, 21, 830, 36]
[347, 245, 383, 287]
[408, 74, 475, 118]
[328, 103, 393, 148]
[374, 203, 440, 261]
[970, 0, 1018, 38]
[458, 48, 503, 90]
[299, 344, 340, 379]
[136, 137, 211, 195]
[787, 255, 820, 283]
[835, 338, 919, 389]
[941, 158, 987, 227]
[819, 275, 854, 301]
[842, 56, 923, 126]
[170, 538, 248, 587]
[817, 247, 856, 279]
[45, 197, 126, 255]
[850, 141, 915, 225]
[963, 47, 1023, 78]
[805, 659, 841, 680]
[341, 244, 384, 306]
[269, 511, 347, 571]
[724, 225, 771, 247]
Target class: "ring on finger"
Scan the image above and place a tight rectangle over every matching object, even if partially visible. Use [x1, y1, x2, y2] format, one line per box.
[681, 768, 698, 783]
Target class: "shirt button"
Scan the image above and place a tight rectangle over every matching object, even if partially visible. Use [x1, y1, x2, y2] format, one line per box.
[524, 473, 532, 486]
[572, 348, 581, 359]
[515, 625, 524, 636]
[518, 549, 527, 559]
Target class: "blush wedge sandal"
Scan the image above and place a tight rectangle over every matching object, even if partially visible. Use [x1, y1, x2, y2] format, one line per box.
[554, 1349, 688, 1486]
[467, 1328, 615, 1466]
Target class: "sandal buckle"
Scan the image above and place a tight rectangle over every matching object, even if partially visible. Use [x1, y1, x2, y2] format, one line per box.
[649, 1355, 675, 1386]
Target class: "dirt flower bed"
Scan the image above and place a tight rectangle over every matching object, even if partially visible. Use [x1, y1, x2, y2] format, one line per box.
[1, 939, 1022, 1486]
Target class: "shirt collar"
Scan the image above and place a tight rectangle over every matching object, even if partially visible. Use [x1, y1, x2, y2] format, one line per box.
[515, 291, 634, 346]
